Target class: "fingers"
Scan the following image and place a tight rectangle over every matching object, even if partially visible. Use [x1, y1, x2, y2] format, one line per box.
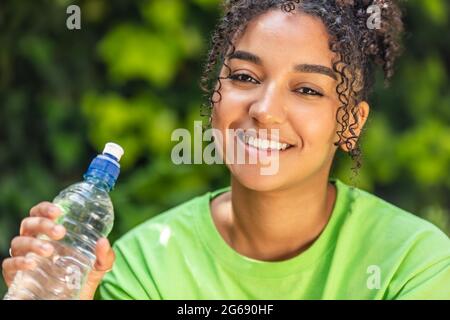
[19, 217, 66, 239]
[29, 202, 62, 220]
[93, 238, 115, 273]
[2, 256, 36, 287]
[21, 202, 66, 241]
[10, 236, 55, 258]
[1, 202, 64, 289]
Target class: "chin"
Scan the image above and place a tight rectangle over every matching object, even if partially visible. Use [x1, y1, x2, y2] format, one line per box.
[228, 163, 291, 192]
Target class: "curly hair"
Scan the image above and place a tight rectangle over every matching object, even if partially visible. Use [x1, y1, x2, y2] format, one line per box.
[200, 0, 404, 178]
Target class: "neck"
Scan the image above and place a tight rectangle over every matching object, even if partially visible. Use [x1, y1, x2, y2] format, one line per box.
[85, 175, 111, 192]
[213, 174, 337, 262]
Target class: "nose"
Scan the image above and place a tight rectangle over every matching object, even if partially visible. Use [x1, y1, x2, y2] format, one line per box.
[249, 83, 287, 125]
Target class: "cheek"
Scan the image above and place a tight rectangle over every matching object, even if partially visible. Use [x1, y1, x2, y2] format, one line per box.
[212, 82, 254, 126]
[289, 102, 338, 147]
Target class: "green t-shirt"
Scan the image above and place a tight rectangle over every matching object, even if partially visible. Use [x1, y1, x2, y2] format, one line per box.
[98, 178, 450, 300]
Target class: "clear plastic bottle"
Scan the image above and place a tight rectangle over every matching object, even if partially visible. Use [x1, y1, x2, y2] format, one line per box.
[4, 142, 124, 300]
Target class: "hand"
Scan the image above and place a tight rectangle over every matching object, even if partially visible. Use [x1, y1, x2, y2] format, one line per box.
[1, 201, 115, 300]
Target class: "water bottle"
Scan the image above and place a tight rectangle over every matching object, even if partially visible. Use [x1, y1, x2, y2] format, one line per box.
[4, 142, 124, 300]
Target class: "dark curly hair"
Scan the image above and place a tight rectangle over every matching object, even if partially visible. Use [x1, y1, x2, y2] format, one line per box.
[200, 0, 404, 179]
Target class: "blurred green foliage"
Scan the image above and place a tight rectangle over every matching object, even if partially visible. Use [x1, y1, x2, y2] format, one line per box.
[0, 0, 449, 296]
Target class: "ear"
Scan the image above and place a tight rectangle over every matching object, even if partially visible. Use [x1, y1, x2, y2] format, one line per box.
[339, 101, 370, 153]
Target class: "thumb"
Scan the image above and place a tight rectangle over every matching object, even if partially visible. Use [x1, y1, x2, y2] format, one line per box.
[93, 237, 115, 272]
[80, 238, 115, 300]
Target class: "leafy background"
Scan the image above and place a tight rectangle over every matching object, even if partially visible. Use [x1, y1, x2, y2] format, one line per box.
[0, 0, 449, 296]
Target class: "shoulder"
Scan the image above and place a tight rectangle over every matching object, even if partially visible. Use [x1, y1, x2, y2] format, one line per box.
[337, 181, 450, 298]
[333, 180, 450, 299]
[115, 192, 208, 251]
[98, 191, 212, 299]
[346, 183, 449, 248]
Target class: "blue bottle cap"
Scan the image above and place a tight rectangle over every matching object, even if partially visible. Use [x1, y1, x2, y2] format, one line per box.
[84, 143, 124, 190]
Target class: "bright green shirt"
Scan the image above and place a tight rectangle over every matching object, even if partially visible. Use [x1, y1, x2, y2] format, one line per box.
[98, 178, 450, 300]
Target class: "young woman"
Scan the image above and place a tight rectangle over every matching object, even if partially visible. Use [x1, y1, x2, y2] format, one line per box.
[3, 0, 449, 299]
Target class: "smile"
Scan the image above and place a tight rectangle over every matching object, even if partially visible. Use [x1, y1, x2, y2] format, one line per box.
[236, 131, 293, 152]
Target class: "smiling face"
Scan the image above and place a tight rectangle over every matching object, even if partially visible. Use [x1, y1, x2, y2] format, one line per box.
[211, 9, 369, 192]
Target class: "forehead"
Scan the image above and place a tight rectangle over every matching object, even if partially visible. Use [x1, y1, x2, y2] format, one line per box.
[233, 10, 334, 68]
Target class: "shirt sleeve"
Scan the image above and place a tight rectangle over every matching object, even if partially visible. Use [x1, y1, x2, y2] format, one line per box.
[388, 226, 450, 300]
[393, 257, 450, 300]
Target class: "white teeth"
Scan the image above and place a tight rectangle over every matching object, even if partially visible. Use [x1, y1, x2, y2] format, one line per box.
[270, 141, 278, 150]
[242, 133, 290, 151]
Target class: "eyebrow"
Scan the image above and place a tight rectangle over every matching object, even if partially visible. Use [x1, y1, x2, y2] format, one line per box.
[227, 50, 337, 80]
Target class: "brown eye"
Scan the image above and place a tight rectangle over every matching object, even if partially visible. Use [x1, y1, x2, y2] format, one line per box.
[296, 87, 323, 96]
[229, 73, 259, 84]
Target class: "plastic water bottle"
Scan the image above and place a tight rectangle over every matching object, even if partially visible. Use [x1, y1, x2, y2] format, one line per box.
[4, 142, 124, 300]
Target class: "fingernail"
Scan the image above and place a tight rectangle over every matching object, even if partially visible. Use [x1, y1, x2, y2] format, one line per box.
[25, 258, 34, 265]
[50, 207, 60, 215]
[41, 243, 53, 252]
[53, 225, 65, 235]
